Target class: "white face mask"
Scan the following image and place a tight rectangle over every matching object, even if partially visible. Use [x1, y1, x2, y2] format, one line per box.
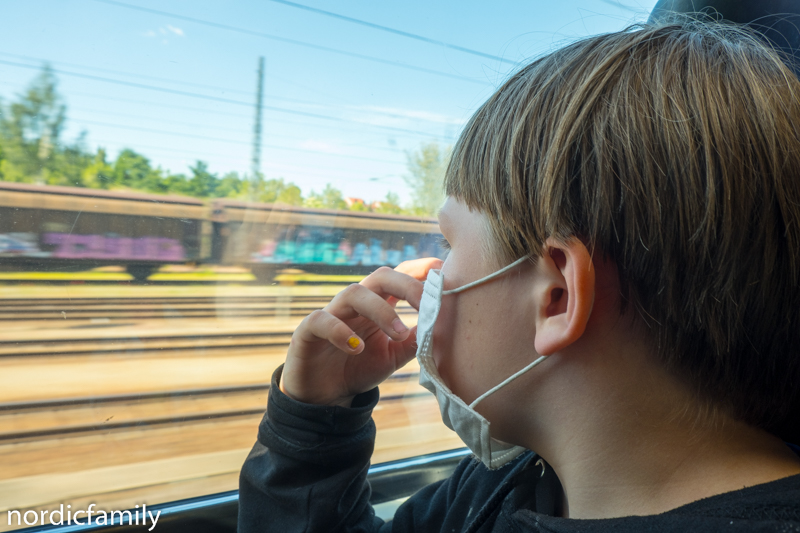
[415, 256, 547, 469]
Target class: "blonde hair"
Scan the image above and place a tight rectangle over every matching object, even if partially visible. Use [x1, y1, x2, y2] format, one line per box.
[446, 20, 800, 442]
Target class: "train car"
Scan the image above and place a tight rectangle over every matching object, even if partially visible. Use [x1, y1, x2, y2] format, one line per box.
[211, 198, 447, 283]
[0, 182, 208, 281]
[0, 183, 446, 283]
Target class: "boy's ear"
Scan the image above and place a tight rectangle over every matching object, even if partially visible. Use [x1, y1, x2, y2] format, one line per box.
[533, 237, 595, 355]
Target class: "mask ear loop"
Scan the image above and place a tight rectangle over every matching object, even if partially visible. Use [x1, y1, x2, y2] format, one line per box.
[434, 254, 542, 409]
[469, 355, 547, 409]
[442, 256, 530, 296]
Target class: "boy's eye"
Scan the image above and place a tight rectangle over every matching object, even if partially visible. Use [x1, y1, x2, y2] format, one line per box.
[436, 235, 451, 251]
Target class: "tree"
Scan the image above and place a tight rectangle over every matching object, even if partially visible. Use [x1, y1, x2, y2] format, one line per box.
[304, 183, 347, 210]
[239, 175, 304, 205]
[46, 133, 92, 187]
[161, 172, 191, 195]
[348, 200, 370, 212]
[373, 191, 404, 215]
[187, 161, 218, 197]
[404, 142, 450, 217]
[0, 130, 8, 182]
[275, 183, 303, 205]
[112, 149, 163, 191]
[0, 65, 66, 183]
[216, 171, 244, 198]
[81, 149, 115, 189]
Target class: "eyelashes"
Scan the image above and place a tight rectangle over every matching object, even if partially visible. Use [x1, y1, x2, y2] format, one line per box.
[436, 234, 451, 251]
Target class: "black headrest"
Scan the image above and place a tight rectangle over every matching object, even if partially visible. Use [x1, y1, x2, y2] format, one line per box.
[649, 0, 800, 77]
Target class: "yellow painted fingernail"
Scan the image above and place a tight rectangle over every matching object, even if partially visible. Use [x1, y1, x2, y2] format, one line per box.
[347, 336, 361, 350]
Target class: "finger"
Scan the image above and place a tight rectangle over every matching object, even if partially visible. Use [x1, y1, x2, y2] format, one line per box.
[327, 282, 411, 341]
[296, 309, 365, 355]
[359, 266, 424, 310]
[394, 257, 444, 281]
[388, 325, 420, 368]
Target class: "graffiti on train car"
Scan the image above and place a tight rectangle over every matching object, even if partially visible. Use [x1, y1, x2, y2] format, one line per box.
[250, 227, 443, 267]
[0, 233, 44, 257]
[0, 232, 186, 261]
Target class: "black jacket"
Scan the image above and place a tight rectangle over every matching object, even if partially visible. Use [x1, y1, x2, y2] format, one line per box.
[238, 366, 800, 532]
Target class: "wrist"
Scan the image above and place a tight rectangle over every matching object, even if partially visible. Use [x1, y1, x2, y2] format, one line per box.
[278, 372, 355, 408]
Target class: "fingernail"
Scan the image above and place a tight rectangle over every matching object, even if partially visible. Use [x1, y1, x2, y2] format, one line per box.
[347, 336, 361, 350]
[392, 318, 408, 333]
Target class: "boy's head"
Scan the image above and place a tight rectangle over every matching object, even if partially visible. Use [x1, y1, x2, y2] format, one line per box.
[444, 21, 800, 443]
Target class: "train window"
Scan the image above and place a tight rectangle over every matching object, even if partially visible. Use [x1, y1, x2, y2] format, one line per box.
[0, 1, 656, 531]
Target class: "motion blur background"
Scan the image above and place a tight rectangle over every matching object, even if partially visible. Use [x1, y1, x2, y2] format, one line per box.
[0, 1, 657, 531]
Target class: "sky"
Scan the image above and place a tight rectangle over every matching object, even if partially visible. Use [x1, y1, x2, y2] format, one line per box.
[0, 0, 659, 205]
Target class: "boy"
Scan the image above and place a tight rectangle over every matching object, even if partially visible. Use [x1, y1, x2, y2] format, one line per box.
[239, 17, 800, 532]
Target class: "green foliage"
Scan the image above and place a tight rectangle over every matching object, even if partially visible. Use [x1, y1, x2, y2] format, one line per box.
[373, 191, 404, 215]
[216, 171, 244, 198]
[0, 133, 5, 182]
[404, 141, 450, 217]
[45, 139, 92, 187]
[239, 175, 304, 205]
[187, 161, 218, 197]
[275, 183, 303, 206]
[304, 183, 347, 210]
[348, 200, 370, 212]
[0, 65, 66, 183]
[81, 149, 115, 189]
[0, 67, 417, 214]
[113, 149, 164, 192]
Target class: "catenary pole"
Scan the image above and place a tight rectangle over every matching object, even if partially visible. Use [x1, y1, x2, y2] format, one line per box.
[251, 56, 265, 183]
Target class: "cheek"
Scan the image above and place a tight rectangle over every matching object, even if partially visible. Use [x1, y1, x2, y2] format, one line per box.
[432, 296, 457, 383]
[432, 287, 536, 403]
[432, 293, 492, 402]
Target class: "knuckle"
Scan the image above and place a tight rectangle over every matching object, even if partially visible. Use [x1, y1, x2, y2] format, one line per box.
[306, 309, 326, 326]
[375, 266, 393, 275]
[342, 283, 362, 297]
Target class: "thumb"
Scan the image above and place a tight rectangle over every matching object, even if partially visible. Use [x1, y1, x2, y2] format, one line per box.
[395, 257, 444, 281]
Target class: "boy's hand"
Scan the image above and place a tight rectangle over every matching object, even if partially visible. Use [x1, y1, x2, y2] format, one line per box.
[280, 257, 444, 407]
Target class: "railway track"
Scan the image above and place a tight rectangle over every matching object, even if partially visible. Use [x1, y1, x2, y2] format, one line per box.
[0, 331, 296, 358]
[0, 296, 417, 321]
[0, 286, 461, 527]
[0, 373, 426, 443]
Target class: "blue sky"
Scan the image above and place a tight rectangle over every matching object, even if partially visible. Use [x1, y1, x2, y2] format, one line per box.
[0, 0, 658, 205]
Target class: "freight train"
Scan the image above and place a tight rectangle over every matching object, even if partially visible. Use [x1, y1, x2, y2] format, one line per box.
[0, 181, 445, 282]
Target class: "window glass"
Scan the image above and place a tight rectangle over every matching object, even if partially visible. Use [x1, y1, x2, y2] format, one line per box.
[0, 1, 656, 530]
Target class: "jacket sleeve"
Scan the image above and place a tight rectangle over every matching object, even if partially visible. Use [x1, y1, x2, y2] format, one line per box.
[237, 364, 511, 533]
[238, 364, 388, 533]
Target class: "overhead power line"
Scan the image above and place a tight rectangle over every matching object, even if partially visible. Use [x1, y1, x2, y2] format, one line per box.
[66, 105, 409, 153]
[597, 0, 640, 13]
[0, 53, 463, 128]
[90, 0, 487, 85]
[73, 117, 404, 165]
[1, 78, 457, 144]
[269, 0, 518, 65]
[0, 59, 457, 140]
[0, 51, 252, 97]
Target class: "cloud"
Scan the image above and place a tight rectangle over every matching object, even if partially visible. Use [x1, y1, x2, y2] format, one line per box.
[143, 26, 185, 39]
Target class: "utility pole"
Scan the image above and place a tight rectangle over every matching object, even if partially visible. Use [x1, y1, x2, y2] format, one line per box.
[251, 56, 265, 184]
